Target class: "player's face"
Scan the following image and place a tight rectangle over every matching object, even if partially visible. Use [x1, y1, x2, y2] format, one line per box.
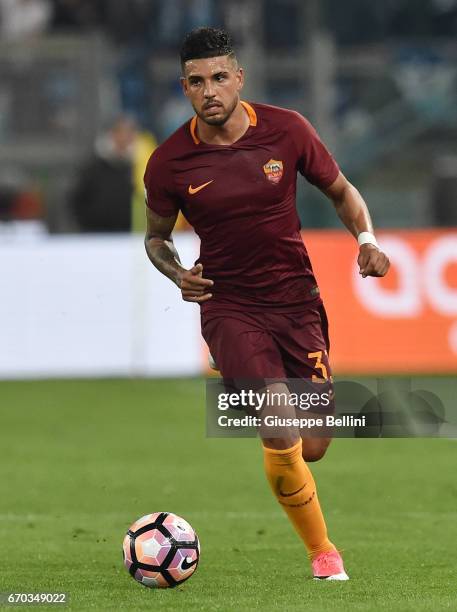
[181, 55, 244, 126]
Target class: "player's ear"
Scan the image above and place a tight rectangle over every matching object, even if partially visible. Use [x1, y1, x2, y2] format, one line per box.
[236, 67, 244, 92]
[179, 77, 189, 96]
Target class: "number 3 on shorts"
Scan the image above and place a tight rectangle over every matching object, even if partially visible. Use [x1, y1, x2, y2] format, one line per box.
[307, 351, 328, 382]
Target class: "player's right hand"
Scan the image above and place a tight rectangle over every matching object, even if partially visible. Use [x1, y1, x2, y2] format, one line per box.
[177, 263, 214, 303]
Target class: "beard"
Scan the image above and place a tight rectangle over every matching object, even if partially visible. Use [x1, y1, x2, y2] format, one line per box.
[200, 114, 229, 126]
[195, 96, 238, 126]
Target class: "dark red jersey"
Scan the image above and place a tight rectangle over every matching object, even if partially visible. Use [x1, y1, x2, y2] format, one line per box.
[144, 101, 339, 312]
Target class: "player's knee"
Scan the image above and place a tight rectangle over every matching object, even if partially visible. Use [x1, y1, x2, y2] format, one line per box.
[301, 439, 331, 462]
[262, 435, 300, 451]
[302, 447, 326, 462]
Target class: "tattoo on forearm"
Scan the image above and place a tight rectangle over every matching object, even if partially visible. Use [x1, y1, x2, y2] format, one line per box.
[164, 240, 181, 263]
[145, 240, 183, 285]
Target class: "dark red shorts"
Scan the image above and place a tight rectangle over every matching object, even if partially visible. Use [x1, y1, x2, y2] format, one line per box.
[201, 303, 334, 414]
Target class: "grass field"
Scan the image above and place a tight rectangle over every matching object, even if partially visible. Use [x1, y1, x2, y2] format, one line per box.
[1, 378, 456, 611]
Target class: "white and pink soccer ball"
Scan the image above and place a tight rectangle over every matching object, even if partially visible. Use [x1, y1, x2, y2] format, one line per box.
[123, 512, 200, 588]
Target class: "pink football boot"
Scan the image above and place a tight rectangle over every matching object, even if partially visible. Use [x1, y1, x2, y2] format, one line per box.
[312, 550, 349, 581]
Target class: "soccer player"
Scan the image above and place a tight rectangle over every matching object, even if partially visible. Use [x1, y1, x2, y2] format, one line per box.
[144, 27, 390, 580]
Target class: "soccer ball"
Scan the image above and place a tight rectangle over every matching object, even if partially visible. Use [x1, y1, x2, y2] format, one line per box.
[123, 512, 200, 588]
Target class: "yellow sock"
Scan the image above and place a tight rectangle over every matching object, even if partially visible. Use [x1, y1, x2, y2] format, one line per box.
[263, 439, 335, 559]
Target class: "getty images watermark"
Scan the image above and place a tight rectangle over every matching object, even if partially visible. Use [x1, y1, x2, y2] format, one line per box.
[216, 387, 361, 429]
[206, 377, 457, 438]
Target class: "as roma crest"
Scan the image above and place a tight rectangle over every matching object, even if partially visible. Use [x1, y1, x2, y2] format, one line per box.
[263, 159, 284, 184]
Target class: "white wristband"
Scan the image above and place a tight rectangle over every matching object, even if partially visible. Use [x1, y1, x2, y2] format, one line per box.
[357, 231, 379, 248]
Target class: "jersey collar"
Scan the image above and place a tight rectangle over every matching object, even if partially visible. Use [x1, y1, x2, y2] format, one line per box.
[190, 101, 257, 145]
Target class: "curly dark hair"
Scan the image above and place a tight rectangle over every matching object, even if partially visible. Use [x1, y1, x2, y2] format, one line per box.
[180, 27, 236, 66]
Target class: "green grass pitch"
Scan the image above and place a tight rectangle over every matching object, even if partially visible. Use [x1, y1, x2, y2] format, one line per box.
[0, 378, 456, 611]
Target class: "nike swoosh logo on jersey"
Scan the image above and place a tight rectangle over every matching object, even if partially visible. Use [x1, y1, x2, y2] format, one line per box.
[188, 180, 213, 195]
[181, 556, 198, 571]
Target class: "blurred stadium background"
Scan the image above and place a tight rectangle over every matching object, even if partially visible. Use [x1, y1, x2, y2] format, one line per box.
[1, 0, 456, 378]
[1, 3, 457, 609]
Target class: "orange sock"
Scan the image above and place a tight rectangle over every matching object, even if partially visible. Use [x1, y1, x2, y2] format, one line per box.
[263, 439, 335, 559]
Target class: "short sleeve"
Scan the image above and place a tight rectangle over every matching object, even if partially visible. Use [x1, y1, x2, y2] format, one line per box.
[292, 114, 339, 189]
[143, 150, 180, 217]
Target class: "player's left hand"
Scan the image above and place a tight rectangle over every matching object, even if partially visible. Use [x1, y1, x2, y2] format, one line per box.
[357, 243, 390, 278]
